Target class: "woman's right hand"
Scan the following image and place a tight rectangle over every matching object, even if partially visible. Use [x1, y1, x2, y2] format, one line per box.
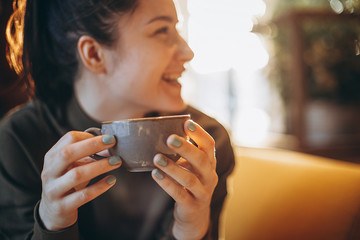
[39, 131, 122, 231]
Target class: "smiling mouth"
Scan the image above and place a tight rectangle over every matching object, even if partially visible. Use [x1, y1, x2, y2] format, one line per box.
[162, 73, 182, 86]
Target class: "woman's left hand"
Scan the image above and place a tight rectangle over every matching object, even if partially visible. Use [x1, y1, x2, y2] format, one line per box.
[152, 120, 218, 240]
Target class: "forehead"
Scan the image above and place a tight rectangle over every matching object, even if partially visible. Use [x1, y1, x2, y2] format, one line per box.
[127, 0, 178, 25]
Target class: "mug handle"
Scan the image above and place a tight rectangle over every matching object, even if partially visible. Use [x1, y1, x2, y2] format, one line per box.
[85, 127, 108, 160]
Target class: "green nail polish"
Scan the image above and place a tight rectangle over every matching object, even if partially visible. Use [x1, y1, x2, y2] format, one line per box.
[156, 155, 168, 167]
[170, 136, 182, 148]
[102, 135, 115, 145]
[187, 121, 196, 132]
[153, 169, 164, 180]
[109, 156, 121, 166]
[106, 176, 116, 185]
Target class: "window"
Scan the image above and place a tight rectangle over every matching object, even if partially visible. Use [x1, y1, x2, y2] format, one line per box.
[176, 0, 270, 145]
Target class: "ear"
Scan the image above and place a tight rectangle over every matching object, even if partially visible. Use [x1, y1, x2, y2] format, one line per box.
[77, 36, 106, 74]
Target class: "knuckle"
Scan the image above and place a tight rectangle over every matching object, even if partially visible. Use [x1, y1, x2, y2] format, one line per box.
[45, 185, 58, 200]
[64, 131, 78, 142]
[212, 171, 219, 187]
[68, 169, 83, 182]
[208, 136, 215, 149]
[59, 146, 73, 160]
[175, 186, 187, 200]
[78, 190, 88, 202]
[160, 178, 171, 190]
[41, 169, 51, 182]
[207, 170, 219, 190]
[184, 174, 198, 189]
[88, 137, 101, 149]
[197, 188, 209, 201]
[197, 153, 208, 166]
[43, 151, 54, 167]
[44, 151, 51, 161]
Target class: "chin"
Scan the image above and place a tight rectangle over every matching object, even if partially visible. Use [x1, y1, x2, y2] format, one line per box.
[156, 99, 187, 114]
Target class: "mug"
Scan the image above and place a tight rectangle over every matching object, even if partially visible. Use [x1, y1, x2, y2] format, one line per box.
[86, 115, 190, 172]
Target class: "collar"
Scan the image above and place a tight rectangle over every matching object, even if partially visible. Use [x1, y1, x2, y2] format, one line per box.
[66, 95, 189, 131]
[66, 96, 101, 131]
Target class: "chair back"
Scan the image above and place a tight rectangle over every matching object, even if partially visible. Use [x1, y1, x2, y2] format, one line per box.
[220, 147, 360, 240]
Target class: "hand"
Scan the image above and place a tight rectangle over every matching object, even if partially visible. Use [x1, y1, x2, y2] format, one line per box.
[152, 120, 218, 240]
[39, 131, 122, 231]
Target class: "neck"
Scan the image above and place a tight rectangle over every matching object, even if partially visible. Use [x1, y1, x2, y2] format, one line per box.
[74, 76, 147, 122]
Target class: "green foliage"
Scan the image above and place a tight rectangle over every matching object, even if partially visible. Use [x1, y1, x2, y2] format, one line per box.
[262, 0, 360, 104]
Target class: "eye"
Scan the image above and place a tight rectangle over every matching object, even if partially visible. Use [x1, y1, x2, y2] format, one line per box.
[155, 26, 169, 35]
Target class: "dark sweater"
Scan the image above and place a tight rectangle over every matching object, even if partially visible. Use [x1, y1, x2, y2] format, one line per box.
[0, 97, 235, 240]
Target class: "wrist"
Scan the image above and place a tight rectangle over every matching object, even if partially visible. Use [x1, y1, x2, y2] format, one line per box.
[39, 200, 59, 231]
[39, 200, 77, 231]
[172, 213, 210, 240]
[34, 201, 80, 239]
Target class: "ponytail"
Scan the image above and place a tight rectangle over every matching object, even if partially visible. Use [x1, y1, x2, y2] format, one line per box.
[24, 0, 75, 108]
[6, 0, 26, 76]
[6, 0, 139, 109]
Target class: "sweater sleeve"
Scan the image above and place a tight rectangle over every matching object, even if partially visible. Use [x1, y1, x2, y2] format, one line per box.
[0, 126, 41, 240]
[30, 201, 80, 240]
[0, 126, 80, 240]
[207, 123, 235, 240]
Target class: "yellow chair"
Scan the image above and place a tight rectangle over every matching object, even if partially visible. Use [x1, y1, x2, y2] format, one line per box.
[219, 147, 360, 240]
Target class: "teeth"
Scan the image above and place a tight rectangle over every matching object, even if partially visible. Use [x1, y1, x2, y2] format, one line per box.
[163, 73, 182, 81]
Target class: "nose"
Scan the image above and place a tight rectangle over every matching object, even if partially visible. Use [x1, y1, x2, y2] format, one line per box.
[176, 35, 194, 63]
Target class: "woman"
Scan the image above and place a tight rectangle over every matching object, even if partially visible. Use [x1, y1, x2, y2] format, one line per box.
[0, 0, 235, 239]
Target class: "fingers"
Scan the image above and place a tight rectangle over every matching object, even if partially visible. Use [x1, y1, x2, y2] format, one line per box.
[151, 120, 218, 204]
[168, 135, 208, 175]
[152, 168, 195, 205]
[49, 131, 95, 152]
[62, 175, 117, 210]
[166, 120, 217, 177]
[44, 131, 116, 177]
[152, 154, 208, 201]
[40, 131, 121, 231]
[40, 174, 117, 230]
[184, 120, 216, 162]
[152, 120, 217, 239]
[51, 156, 122, 196]
[152, 154, 217, 204]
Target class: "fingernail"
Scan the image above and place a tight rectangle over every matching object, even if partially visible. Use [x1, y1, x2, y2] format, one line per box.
[186, 121, 196, 132]
[170, 135, 182, 148]
[102, 135, 115, 145]
[155, 155, 168, 167]
[106, 176, 116, 185]
[109, 156, 121, 166]
[153, 169, 164, 180]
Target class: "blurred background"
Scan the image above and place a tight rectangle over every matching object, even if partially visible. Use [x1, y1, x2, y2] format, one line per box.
[1, 0, 360, 162]
[176, 0, 360, 163]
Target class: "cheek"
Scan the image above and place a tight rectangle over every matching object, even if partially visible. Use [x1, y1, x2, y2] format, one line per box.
[114, 70, 158, 99]
[105, 47, 175, 96]
[106, 56, 141, 86]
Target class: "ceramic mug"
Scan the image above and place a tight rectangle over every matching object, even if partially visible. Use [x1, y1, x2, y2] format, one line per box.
[86, 115, 190, 172]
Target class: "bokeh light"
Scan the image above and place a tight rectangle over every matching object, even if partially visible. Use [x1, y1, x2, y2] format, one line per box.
[187, 0, 268, 74]
[183, 0, 271, 145]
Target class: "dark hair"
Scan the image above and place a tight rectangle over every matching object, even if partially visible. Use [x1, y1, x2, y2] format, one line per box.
[8, 0, 138, 108]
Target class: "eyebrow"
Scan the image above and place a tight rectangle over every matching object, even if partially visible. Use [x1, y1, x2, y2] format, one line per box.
[147, 15, 176, 24]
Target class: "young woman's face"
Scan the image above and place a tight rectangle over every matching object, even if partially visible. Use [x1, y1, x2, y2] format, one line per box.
[103, 0, 194, 116]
